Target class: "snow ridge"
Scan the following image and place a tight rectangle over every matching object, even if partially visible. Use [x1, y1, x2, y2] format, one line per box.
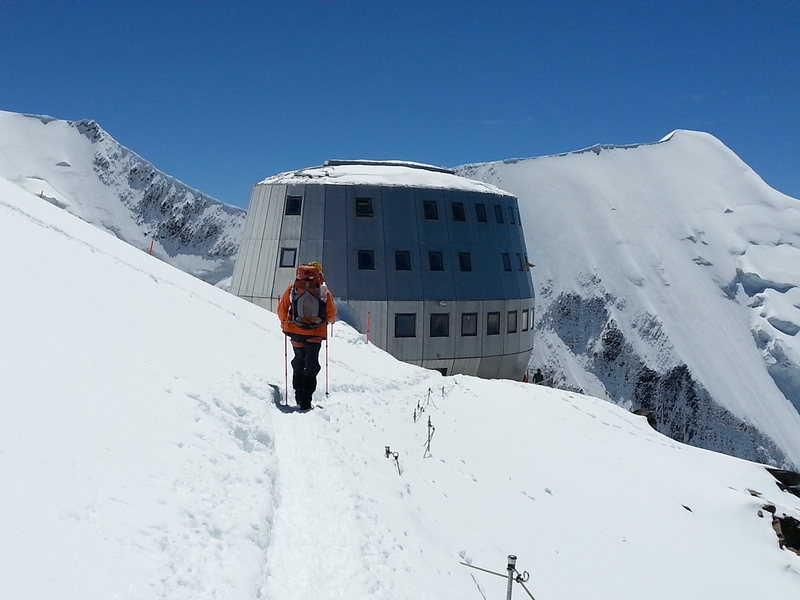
[0, 110, 246, 283]
[457, 130, 800, 468]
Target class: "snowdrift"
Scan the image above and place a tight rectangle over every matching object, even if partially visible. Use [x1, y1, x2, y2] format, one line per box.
[1, 160, 799, 598]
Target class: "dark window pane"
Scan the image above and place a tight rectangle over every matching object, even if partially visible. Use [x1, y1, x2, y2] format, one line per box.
[451, 201, 466, 221]
[285, 195, 302, 215]
[507, 310, 518, 333]
[502, 253, 512, 271]
[423, 200, 439, 220]
[461, 312, 478, 336]
[358, 250, 375, 270]
[279, 247, 297, 268]
[475, 203, 487, 222]
[394, 313, 416, 338]
[508, 206, 516, 224]
[430, 313, 450, 337]
[487, 312, 500, 335]
[395, 250, 412, 271]
[517, 207, 522, 225]
[522, 309, 529, 332]
[517, 253, 524, 271]
[494, 205, 504, 223]
[458, 252, 472, 272]
[355, 197, 373, 217]
[429, 251, 444, 271]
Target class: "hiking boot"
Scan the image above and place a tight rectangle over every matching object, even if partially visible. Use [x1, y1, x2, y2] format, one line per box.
[296, 392, 312, 410]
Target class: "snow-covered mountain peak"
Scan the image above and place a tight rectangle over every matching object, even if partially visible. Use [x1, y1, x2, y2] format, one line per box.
[0, 109, 245, 283]
[458, 132, 800, 469]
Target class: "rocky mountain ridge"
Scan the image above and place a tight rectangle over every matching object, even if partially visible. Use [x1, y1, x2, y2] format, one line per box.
[0, 111, 245, 283]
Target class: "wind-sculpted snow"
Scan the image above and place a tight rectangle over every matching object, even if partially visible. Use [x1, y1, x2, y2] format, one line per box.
[2, 176, 800, 599]
[0, 110, 245, 284]
[458, 130, 800, 468]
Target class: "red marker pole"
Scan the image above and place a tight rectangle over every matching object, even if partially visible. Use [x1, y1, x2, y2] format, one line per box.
[148, 240, 154, 255]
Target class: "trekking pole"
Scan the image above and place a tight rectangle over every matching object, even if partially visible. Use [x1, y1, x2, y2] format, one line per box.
[283, 335, 288, 406]
[325, 332, 330, 397]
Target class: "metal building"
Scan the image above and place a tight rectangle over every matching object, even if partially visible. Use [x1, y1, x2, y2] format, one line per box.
[231, 160, 535, 379]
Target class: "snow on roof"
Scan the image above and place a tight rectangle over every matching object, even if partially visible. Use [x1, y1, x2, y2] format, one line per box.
[258, 159, 515, 196]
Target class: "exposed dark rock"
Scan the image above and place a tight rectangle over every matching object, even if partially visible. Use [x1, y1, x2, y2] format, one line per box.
[632, 408, 657, 429]
[539, 290, 790, 467]
[772, 515, 800, 554]
[766, 468, 800, 499]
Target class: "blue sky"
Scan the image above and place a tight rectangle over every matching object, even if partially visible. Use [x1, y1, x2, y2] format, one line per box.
[2, 0, 798, 207]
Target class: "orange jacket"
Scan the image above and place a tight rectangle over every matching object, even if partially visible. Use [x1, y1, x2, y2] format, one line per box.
[277, 283, 336, 339]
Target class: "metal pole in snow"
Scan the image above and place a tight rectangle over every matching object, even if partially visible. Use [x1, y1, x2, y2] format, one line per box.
[506, 555, 517, 600]
[284, 335, 289, 406]
[148, 240, 154, 255]
[325, 326, 329, 396]
[366, 311, 371, 343]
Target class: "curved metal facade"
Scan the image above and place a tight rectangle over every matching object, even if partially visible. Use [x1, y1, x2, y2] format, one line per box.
[231, 163, 535, 380]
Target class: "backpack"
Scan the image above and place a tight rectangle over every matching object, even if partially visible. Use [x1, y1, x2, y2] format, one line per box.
[288, 265, 328, 329]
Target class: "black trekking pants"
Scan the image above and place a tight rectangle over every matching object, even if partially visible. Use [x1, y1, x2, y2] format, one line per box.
[288, 334, 322, 405]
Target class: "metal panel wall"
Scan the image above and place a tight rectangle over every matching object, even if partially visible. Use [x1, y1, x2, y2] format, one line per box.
[480, 299, 506, 359]
[384, 299, 424, 361]
[255, 185, 284, 299]
[416, 188, 456, 302]
[322, 186, 349, 299]
[452, 299, 483, 359]
[240, 184, 272, 298]
[230, 184, 262, 295]
[383, 187, 423, 301]
[476, 355, 502, 379]
[299, 184, 325, 266]
[345, 185, 388, 302]
[421, 299, 456, 363]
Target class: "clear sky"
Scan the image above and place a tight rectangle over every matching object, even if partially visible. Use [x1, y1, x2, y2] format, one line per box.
[2, 0, 798, 208]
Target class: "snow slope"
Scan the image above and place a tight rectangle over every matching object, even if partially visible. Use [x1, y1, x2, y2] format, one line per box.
[0, 110, 245, 283]
[458, 131, 800, 469]
[2, 151, 800, 599]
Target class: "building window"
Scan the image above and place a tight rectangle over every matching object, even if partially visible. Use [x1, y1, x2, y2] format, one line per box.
[458, 252, 472, 272]
[423, 200, 439, 220]
[475, 203, 487, 222]
[508, 310, 518, 334]
[429, 251, 444, 271]
[517, 207, 522, 225]
[508, 206, 516, 224]
[358, 250, 375, 270]
[487, 312, 500, 335]
[451, 201, 466, 221]
[461, 313, 478, 337]
[494, 205, 504, 223]
[394, 313, 416, 338]
[355, 197, 373, 217]
[285, 195, 302, 215]
[502, 253, 512, 272]
[279, 247, 297, 268]
[430, 313, 450, 337]
[517, 253, 524, 271]
[522, 309, 529, 332]
[395, 250, 412, 271]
